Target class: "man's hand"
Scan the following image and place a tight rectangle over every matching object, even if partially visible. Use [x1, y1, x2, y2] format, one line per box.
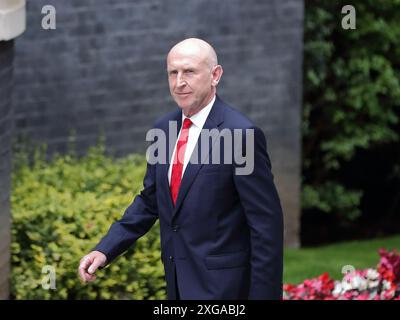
[78, 251, 107, 283]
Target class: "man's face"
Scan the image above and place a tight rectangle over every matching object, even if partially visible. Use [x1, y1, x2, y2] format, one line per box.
[167, 51, 214, 115]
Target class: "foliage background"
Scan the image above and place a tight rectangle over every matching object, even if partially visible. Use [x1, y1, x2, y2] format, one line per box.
[10, 0, 400, 298]
[302, 0, 400, 244]
[11, 142, 166, 299]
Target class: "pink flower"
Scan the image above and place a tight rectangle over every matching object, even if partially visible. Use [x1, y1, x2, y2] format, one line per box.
[283, 249, 400, 300]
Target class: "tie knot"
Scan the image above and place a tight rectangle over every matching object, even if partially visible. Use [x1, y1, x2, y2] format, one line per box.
[182, 118, 192, 130]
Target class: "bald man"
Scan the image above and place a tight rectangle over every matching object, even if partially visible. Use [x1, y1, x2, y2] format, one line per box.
[78, 38, 284, 300]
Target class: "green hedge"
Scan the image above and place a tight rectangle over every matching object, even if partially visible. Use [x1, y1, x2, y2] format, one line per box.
[302, 0, 400, 223]
[11, 144, 166, 299]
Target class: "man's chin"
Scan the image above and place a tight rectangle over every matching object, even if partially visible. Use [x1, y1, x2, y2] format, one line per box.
[175, 100, 193, 112]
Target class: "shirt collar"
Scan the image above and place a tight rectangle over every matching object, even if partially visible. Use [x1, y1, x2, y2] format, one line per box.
[182, 95, 216, 129]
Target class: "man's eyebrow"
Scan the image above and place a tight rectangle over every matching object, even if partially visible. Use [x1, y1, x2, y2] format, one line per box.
[167, 67, 196, 73]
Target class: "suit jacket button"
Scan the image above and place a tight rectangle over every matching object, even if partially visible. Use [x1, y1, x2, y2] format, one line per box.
[169, 256, 174, 262]
[172, 225, 179, 232]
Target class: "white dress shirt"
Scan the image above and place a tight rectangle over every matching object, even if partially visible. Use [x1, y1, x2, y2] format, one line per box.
[168, 95, 216, 185]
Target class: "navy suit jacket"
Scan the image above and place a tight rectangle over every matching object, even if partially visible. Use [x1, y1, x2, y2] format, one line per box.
[94, 96, 284, 300]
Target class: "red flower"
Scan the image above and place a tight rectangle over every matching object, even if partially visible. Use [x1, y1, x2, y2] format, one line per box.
[378, 248, 400, 283]
[283, 249, 400, 300]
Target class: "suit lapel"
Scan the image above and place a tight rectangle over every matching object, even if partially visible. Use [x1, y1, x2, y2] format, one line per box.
[159, 110, 181, 213]
[172, 97, 225, 219]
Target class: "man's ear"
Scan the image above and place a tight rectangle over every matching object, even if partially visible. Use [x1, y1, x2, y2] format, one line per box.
[211, 65, 223, 86]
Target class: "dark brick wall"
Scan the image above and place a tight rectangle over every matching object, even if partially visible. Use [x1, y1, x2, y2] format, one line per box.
[0, 40, 13, 299]
[12, 0, 303, 246]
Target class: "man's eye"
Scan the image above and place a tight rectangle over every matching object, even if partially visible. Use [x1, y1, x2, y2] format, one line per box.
[185, 70, 194, 74]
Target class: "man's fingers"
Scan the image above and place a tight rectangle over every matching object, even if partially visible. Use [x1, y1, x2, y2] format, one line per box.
[88, 258, 102, 274]
[78, 252, 106, 283]
[81, 273, 96, 282]
[79, 265, 96, 282]
[78, 256, 94, 281]
[85, 273, 97, 282]
[78, 267, 89, 282]
[81, 256, 92, 268]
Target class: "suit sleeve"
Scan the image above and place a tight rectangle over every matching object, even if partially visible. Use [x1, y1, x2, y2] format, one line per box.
[233, 126, 284, 300]
[93, 160, 158, 265]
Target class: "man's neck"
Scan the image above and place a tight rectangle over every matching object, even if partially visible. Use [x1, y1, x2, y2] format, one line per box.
[183, 93, 216, 117]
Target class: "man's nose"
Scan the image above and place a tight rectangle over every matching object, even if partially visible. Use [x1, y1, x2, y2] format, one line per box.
[176, 73, 187, 87]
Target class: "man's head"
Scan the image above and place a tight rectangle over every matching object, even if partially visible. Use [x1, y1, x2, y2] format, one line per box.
[167, 38, 223, 117]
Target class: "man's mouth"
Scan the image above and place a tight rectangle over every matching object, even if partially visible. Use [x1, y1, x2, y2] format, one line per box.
[176, 92, 191, 96]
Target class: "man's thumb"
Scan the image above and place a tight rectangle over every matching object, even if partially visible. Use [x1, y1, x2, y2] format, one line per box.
[88, 259, 101, 274]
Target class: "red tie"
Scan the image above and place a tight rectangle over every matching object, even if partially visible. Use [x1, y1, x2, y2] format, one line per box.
[170, 118, 192, 206]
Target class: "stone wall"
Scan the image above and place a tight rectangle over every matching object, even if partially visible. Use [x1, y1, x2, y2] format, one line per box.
[12, 0, 303, 246]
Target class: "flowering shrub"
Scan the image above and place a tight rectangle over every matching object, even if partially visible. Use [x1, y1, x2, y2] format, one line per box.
[284, 249, 400, 300]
